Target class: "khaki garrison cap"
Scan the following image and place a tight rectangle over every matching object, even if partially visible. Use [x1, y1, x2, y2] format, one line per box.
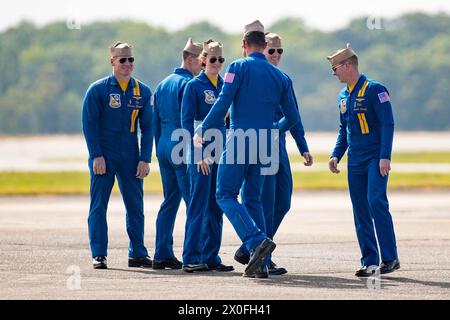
[184, 38, 203, 56]
[327, 43, 357, 67]
[244, 20, 264, 35]
[203, 40, 223, 56]
[265, 32, 282, 47]
[110, 41, 133, 58]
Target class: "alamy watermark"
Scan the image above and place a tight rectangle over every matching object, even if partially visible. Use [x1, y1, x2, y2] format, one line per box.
[66, 6, 81, 30]
[66, 265, 81, 290]
[170, 128, 280, 175]
[365, 266, 382, 290]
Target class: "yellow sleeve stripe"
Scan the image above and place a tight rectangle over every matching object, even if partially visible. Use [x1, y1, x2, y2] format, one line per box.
[357, 113, 370, 134]
[358, 80, 369, 97]
[130, 109, 139, 133]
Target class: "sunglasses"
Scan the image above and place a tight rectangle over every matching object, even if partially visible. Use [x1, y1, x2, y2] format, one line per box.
[332, 64, 344, 72]
[268, 48, 283, 55]
[209, 57, 225, 64]
[119, 57, 135, 64]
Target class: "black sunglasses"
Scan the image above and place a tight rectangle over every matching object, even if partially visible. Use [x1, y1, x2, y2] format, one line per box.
[268, 48, 283, 55]
[209, 57, 225, 64]
[119, 57, 135, 64]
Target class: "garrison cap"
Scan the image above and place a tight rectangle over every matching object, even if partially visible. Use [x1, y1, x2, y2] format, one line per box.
[265, 32, 282, 47]
[327, 43, 357, 67]
[184, 38, 203, 56]
[244, 20, 264, 35]
[203, 40, 223, 56]
[110, 41, 133, 58]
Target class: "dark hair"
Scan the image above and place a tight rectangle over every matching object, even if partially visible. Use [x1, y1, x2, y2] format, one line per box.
[182, 50, 199, 61]
[342, 55, 359, 67]
[244, 31, 266, 49]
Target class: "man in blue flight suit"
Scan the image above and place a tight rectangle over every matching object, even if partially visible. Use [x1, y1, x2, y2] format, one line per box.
[194, 20, 300, 278]
[327, 43, 400, 277]
[82, 41, 153, 269]
[152, 38, 203, 270]
[181, 40, 234, 273]
[234, 32, 313, 276]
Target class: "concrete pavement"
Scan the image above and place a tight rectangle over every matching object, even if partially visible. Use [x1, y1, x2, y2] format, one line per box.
[0, 190, 449, 299]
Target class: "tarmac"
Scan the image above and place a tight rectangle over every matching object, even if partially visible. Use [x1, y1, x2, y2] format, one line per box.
[0, 190, 449, 300]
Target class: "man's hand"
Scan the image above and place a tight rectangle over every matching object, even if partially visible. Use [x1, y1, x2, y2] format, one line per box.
[302, 152, 313, 166]
[93, 156, 106, 175]
[328, 157, 340, 174]
[197, 158, 212, 176]
[193, 133, 205, 148]
[379, 158, 391, 177]
[136, 161, 150, 179]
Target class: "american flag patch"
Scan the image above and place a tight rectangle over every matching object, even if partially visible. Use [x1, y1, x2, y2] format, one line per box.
[378, 92, 390, 103]
[224, 72, 235, 83]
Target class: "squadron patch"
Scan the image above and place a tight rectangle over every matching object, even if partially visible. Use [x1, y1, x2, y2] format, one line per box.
[204, 90, 216, 104]
[340, 98, 347, 114]
[109, 94, 121, 108]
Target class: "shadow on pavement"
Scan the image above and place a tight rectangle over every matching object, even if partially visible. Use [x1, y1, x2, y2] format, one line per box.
[107, 267, 243, 278]
[251, 274, 398, 290]
[382, 276, 450, 289]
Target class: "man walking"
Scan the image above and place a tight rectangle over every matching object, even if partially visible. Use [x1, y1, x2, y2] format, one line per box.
[195, 21, 300, 278]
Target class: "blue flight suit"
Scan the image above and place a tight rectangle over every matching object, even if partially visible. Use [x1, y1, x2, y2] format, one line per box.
[331, 73, 398, 266]
[181, 71, 226, 266]
[153, 68, 192, 260]
[239, 77, 309, 259]
[82, 74, 153, 259]
[199, 52, 300, 259]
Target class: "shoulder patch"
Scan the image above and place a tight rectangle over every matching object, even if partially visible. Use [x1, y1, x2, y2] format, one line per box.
[378, 91, 390, 103]
[224, 72, 235, 83]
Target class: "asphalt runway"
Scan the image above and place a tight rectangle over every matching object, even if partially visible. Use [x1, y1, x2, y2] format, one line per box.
[0, 190, 449, 300]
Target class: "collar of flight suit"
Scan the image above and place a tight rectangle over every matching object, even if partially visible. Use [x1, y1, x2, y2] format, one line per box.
[346, 73, 367, 96]
[173, 67, 193, 78]
[197, 70, 223, 87]
[248, 52, 267, 60]
[109, 74, 138, 90]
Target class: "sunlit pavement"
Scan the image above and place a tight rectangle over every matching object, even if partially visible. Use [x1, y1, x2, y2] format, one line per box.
[0, 190, 449, 299]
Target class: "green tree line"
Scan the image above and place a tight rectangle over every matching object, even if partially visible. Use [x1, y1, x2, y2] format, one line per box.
[0, 12, 449, 134]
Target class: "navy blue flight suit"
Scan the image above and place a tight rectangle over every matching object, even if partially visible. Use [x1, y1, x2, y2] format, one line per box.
[181, 71, 226, 266]
[331, 73, 398, 267]
[153, 68, 192, 260]
[199, 52, 300, 261]
[240, 76, 309, 260]
[82, 74, 153, 259]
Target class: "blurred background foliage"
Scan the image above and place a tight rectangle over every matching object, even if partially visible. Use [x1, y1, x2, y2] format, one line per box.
[0, 12, 449, 134]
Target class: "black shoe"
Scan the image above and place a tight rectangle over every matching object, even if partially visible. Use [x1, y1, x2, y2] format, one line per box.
[243, 265, 269, 278]
[93, 256, 107, 269]
[380, 259, 400, 274]
[128, 256, 152, 268]
[234, 247, 250, 265]
[355, 265, 379, 277]
[268, 261, 287, 275]
[152, 258, 182, 270]
[244, 238, 276, 277]
[207, 263, 234, 272]
[182, 263, 209, 273]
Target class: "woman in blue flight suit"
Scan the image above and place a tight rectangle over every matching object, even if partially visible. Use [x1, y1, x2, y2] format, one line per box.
[181, 40, 234, 273]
